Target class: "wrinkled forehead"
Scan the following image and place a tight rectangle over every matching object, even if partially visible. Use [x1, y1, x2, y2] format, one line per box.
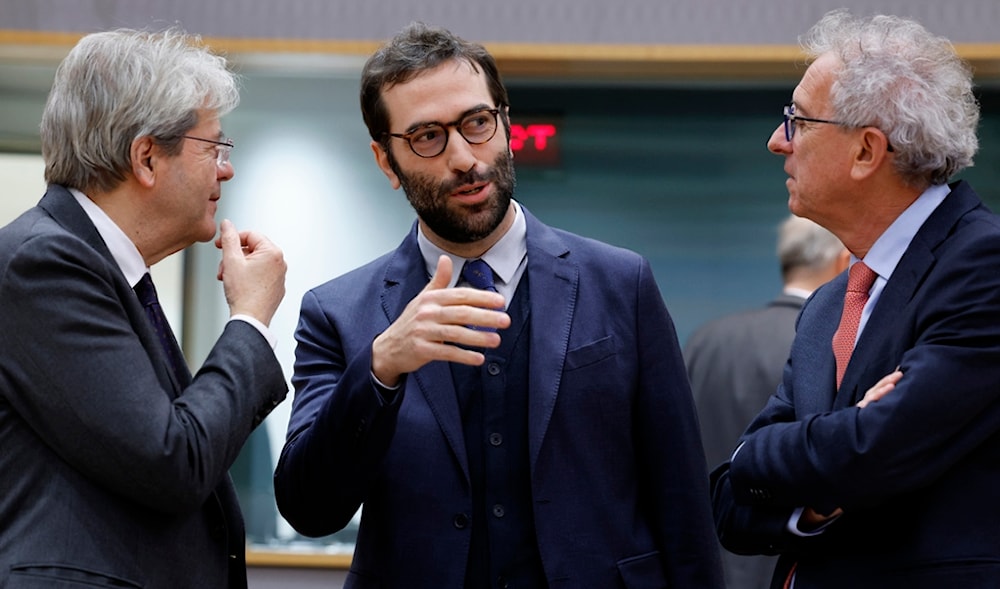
[793, 53, 841, 113]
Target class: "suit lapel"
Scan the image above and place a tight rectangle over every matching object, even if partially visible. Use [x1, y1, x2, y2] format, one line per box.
[38, 184, 191, 399]
[522, 210, 577, 472]
[382, 209, 580, 477]
[834, 181, 983, 407]
[38, 185, 189, 398]
[381, 226, 470, 479]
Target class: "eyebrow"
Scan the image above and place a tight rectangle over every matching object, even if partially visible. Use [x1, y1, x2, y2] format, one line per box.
[403, 103, 493, 134]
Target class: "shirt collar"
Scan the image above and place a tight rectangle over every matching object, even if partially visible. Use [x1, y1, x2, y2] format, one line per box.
[856, 183, 950, 282]
[417, 200, 528, 288]
[69, 188, 148, 288]
[783, 287, 812, 299]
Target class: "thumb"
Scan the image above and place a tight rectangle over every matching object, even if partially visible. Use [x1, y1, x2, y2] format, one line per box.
[425, 255, 453, 291]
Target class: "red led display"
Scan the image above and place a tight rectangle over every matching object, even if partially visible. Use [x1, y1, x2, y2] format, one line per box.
[509, 121, 560, 166]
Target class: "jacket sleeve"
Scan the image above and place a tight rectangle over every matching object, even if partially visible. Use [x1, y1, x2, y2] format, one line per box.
[273, 287, 403, 537]
[729, 232, 1000, 514]
[710, 385, 802, 556]
[0, 230, 286, 515]
[632, 259, 725, 588]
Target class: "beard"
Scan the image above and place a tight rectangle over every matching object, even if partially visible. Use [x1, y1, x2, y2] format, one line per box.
[389, 148, 516, 244]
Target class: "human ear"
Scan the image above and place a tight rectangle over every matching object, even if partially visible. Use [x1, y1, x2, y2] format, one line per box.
[131, 136, 158, 187]
[371, 140, 401, 190]
[850, 127, 892, 181]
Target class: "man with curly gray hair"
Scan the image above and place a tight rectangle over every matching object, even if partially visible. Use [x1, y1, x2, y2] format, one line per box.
[712, 9, 1000, 588]
[0, 29, 288, 588]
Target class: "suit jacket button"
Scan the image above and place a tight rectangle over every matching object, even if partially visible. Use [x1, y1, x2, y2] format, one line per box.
[453, 513, 468, 529]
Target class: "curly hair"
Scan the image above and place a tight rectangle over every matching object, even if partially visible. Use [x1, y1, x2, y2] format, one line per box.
[801, 10, 979, 187]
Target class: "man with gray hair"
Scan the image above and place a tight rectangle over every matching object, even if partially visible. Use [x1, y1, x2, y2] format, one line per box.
[0, 29, 287, 588]
[712, 9, 1000, 588]
[685, 214, 847, 589]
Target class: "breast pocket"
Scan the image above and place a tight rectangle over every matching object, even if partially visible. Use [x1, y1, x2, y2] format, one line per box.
[617, 550, 669, 589]
[561, 335, 630, 423]
[564, 334, 617, 372]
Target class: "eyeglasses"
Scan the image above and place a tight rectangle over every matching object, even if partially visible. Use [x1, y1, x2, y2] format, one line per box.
[782, 103, 848, 142]
[388, 108, 500, 158]
[182, 135, 234, 166]
[782, 103, 894, 151]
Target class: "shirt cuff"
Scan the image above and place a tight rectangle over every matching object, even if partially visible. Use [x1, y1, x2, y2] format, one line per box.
[370, 371, 403, 406]
[786, 507, 840, 537]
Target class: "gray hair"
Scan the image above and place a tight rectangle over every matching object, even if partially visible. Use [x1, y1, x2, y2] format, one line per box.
[801, 9, 979, 187]
[778, 214, 844, 279]
[40, 28, 240, 193]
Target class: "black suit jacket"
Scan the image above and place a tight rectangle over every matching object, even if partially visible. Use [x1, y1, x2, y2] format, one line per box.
[686, 294, 805, 469]
[685, 294, 804, 589]
[712, 181, 1000, 588]
[0, 185, 287, 588]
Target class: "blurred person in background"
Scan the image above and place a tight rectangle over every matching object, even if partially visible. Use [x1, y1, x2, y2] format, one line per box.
[685, 213, 847, 589]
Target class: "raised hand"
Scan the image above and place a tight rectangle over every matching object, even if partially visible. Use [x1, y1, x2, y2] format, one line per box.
[371, 255, 510, 387]
[215, 218, 287, 326]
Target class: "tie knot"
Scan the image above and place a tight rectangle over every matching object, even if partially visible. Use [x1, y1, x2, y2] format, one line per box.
[133, 273, 159, 307]
[461, 259, 497, 292]
[847, 262, 878, 294]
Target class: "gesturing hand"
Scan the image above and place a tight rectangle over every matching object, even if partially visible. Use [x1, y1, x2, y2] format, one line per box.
[215, 219, 287, 326]
[371, 255, 510, 387]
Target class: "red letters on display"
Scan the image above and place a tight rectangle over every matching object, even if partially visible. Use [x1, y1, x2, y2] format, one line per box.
[510, 122, 559, 166]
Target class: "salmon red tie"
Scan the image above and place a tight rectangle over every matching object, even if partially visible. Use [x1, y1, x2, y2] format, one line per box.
[832, 261, 878, 388]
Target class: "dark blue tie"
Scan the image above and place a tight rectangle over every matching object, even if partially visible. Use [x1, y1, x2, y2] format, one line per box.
[461, 259, 502, 331]
[461, 259, 499, 294]
[134, 273, 189, 385]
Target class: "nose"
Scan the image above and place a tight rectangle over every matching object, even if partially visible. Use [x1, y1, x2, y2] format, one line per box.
[767, 123, 790, 155]
[218, 159, 235, 181]
[444, 128, 477, 174]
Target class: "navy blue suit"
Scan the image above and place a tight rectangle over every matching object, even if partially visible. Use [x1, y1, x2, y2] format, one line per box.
[275, 206, 723, 588]
[711, 181, 1000, 588]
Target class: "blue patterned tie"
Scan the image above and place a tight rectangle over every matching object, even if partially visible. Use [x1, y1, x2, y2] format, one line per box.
[461, 259, 501, 331]
[134, 273, 189, 385]
[461, 259, 499, 294]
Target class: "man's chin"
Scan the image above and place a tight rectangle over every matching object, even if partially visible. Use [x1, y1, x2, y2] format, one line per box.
[196, 224, 219, 244]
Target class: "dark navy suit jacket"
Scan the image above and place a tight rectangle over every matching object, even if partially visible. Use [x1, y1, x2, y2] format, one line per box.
[275, 205, 723, 588]
[712, 181, 1000, 588]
